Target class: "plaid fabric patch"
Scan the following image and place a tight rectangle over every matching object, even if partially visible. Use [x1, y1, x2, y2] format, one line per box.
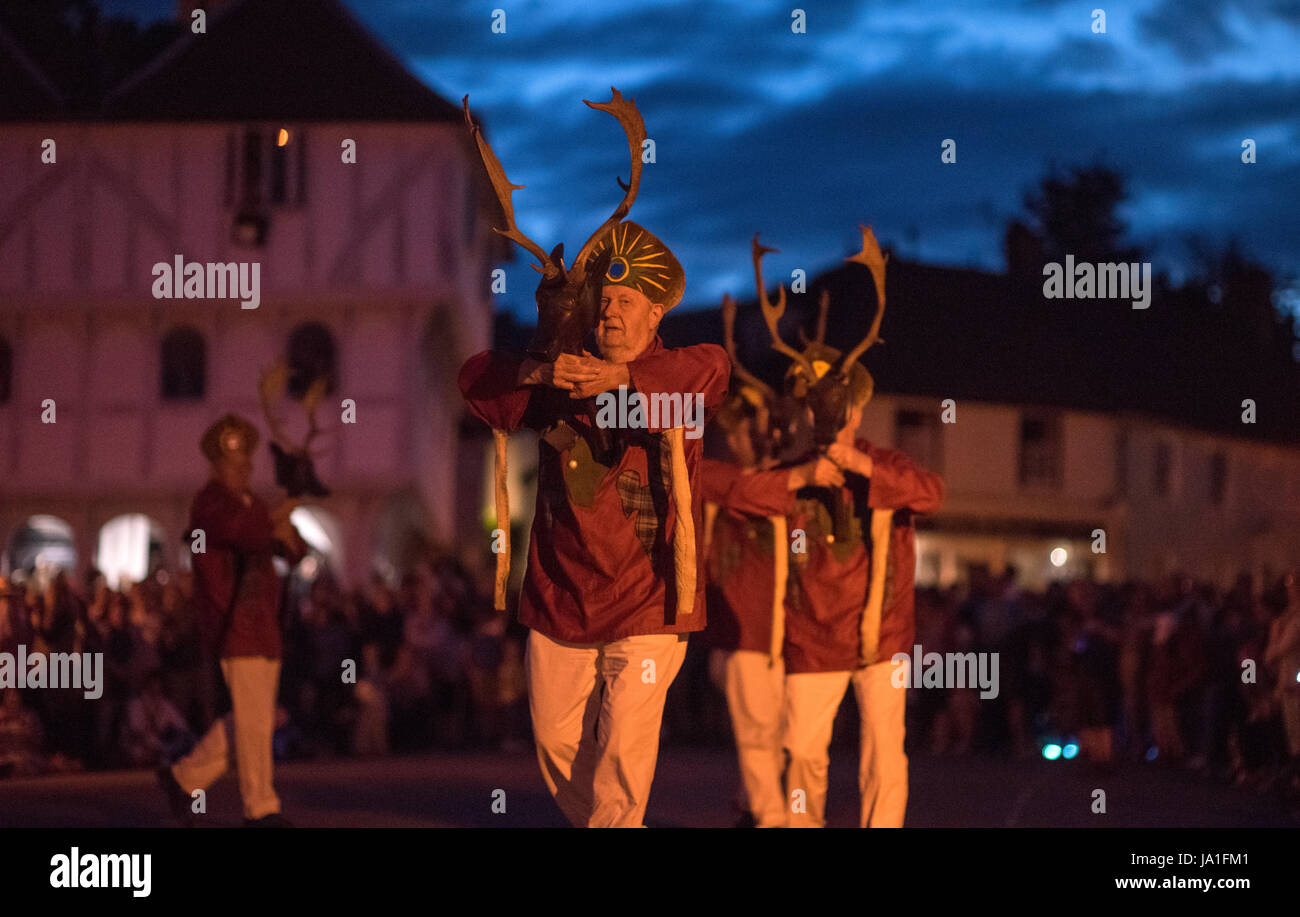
[616, 443, 675, 556]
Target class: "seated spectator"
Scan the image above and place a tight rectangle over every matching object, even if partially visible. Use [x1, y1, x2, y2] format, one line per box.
[124, 671, 194, 766]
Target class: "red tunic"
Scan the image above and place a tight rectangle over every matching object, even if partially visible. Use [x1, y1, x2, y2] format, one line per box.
[700, 460, 794, 654]
[459, 337, 730, 644]
[783, 440, 944, 674]
[189, 480, 305, 660]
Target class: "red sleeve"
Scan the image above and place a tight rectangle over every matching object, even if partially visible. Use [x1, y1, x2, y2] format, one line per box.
[193, 488, 278, 553]
[458, 350, 532, 432]
[863, 442, 945, 514]
[626, 343, 731, 430]
[701, 459, 740, 504]
[727, 469, 794, 516]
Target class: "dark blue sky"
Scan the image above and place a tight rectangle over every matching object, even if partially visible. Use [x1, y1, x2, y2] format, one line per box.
[101, 0, 1300, 320]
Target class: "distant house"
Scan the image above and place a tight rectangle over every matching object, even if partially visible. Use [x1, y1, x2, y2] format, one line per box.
[0, 0, 505, 588]
[655, 246, 1300, 589]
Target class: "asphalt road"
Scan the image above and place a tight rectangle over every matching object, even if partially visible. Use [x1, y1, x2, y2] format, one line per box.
[1, 746, 1294, 828]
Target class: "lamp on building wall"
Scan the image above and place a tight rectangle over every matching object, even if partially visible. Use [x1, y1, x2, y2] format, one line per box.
[232, 208, 268, 247]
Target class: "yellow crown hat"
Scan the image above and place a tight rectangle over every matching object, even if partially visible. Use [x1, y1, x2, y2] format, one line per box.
[200, 413, 259, 460]
[784, 341, 875, 408]
[586, 221, 685, 310]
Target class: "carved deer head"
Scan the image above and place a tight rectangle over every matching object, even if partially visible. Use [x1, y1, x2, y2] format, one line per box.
[753, 226, 888, 450]
[258, 361, 330, 498]
[463, 89, 643, 362]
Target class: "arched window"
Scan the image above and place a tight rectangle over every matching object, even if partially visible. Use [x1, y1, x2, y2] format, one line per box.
[96, 514, 165, 589]
[5, 515, 77, 575]
[160, 326, 206, 400]
[0, 335, 12, 403]
[286, 322, 337, 398]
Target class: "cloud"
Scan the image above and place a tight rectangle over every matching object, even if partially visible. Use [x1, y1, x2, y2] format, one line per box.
[95, 0, 1300, 317]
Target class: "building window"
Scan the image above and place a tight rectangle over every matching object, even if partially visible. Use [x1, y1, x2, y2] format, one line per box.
[286, 322, 337, 399]
[160, 326, 206, 400]
[1209, 451, 1227, 506]
[226, 126, 306, 246]
[1154, 441, 1172, 496]
[0, 335, 11, 403]
[1018, 413, 1062, 488]
[895, 408, 943, 474]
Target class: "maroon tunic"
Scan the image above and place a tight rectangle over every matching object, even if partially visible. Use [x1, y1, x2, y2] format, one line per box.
[701, 460, 794, 654]
[189, 480, 305, 660]
[459, 337, 730, 644]
[783, 440, 944, 674]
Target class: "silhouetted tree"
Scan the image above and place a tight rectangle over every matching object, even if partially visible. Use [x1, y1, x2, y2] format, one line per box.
[1021, 163, 1143, 266]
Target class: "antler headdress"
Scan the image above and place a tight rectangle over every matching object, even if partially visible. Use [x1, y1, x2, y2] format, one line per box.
[258, 361, 330, 498]
[464, 89, 697, 616]
[754, 225, 888, 448]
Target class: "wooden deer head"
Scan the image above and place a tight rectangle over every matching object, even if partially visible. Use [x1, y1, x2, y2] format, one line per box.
[753, 226, 888, 450]
[258, 361, 330, 498]
[463, 88, 643, 362]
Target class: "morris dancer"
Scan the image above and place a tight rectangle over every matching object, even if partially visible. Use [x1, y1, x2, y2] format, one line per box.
[753, 228, 944, 828]
[158, 414, 306, 827]
[460, 221, 728, 827]
[701, 295, 838, 827]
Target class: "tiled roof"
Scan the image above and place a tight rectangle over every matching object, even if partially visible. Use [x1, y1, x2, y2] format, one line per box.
[660, 256, 1300, 446]
[0, 22, 63, 119]
[101, 0, 461, 122]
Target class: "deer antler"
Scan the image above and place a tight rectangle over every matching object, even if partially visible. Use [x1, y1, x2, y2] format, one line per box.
[572, 88, 646, 272]
[721, 294, 775, 401]
[462, 95, 558, 278]
[753, 234, 818, 380]
[301, 376, 329, 450]
[839, 225, 888, 371]
[814, 288, 830, 345]
[258, 362, 292, 448]
[796, 289, 831, 347]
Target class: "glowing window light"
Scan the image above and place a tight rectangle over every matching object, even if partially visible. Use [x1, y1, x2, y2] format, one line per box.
[290, 508, 334, 555]
[1042, 744, 1062, 760]
[1050, 547, 1068, 567]
[97, 514, 153, 590]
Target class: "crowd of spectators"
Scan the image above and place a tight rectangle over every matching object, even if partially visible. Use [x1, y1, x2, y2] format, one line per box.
[897, 570, 1300, 799]
[3, 557, 1299, 811]
[0, 553, 530, 779]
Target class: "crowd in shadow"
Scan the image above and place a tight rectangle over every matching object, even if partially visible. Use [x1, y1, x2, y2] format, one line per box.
[3, 559, 1298, 812]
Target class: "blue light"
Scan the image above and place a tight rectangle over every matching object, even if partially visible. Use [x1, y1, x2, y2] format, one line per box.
[1062, 743, 1079, 759]
[1042, 743, 1062, 760]
[1145, 746, 1159, 762]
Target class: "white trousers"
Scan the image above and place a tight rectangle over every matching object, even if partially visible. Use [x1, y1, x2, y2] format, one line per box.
[171, 656, 281, 820]
[783, 658, 908, 828]
[526, 629, 687, 827]
[723, 650, 787, 827]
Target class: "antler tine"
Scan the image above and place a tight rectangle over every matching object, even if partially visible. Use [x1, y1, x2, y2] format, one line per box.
[839, 225, 889, 370]
[573, 88, 646, 271]
[302, 376, 329, 447]
[721, 294, 775, 401]
[257, 362, 292, 447]
[462, 95, 557, 277]
[815, 288, 830, 345]
[753, 234, 818, 379]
